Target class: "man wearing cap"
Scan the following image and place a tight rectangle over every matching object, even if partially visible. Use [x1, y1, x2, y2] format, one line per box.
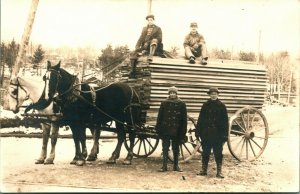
[156, 86, 187, 172]
[183, 22, 208, 65]
[195, 87, 229, 178]
[135, 14, 163, 61]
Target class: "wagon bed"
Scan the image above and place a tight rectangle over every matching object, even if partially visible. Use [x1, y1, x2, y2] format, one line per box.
[120, 56, 269, 162]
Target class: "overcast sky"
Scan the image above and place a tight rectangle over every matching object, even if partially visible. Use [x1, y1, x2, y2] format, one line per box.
[1, 0, 299, 58]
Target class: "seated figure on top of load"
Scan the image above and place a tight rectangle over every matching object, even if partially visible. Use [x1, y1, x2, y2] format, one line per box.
[135, 14, 164, 62]
[184, 22, 208, 65]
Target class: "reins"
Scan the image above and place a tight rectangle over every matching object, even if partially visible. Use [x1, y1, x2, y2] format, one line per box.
[48, 68, 141, 129]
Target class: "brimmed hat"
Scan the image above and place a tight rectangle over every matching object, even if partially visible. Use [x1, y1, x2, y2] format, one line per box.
[168, 86, 178, 94]
[207, 87, 220, 94]
[190, 22, 198, 27]
[146, 14, 155, 20]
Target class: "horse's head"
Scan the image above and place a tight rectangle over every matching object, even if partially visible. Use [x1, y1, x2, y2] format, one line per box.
[44, 61, 62, 101]
[8, 77, 29, 113]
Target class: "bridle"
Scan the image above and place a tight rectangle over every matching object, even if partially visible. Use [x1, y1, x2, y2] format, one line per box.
[9, 77, 29, 109]
[43, 69, 62, 100]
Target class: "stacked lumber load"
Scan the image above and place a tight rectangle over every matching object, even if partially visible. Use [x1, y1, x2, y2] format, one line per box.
[120, 56, 268, 126]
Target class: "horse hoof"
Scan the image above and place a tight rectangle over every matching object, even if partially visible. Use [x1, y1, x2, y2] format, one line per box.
[76, 160, 85, 166]
[44, 159, 54, 165]
[35, 159, 44, 164]
[87, 155, 97, 161]
[70, 160, 77, 165]
[123, 160, 132, 165]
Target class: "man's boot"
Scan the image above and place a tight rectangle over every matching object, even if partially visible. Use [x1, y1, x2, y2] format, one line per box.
[189, 56, 196, 64]
[173, 152, 183, 172]
[159, 151, 168, 172]
[129, 56, 137, 78]
[216, 156, 224, 178]
[201, 57, 208, 65]
[197, 156, 209, 176]
[148, 44, 157, 62]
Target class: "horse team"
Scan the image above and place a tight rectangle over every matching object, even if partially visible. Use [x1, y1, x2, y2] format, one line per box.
[8, 61, 142, 166]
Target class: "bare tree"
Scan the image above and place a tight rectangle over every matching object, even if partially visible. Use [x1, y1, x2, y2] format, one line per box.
[265, 51, 296, 102]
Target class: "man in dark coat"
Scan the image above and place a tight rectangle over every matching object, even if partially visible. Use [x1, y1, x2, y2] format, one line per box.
[156, 86, 187, 172]
[135, 14, 163, 61]
[195, 87, 229, 178]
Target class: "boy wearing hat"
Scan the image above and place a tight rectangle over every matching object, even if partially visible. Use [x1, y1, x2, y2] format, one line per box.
[135, 14, 163, 61]
[195, 87, 229, 178]
[183, 22, 208, 65]
[156, 86, 187, 172]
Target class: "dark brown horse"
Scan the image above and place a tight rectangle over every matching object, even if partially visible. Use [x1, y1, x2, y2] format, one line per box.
[44, 61, 141, 166]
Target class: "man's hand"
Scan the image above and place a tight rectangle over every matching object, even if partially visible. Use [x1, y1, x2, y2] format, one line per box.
[193, 44, 199, 49]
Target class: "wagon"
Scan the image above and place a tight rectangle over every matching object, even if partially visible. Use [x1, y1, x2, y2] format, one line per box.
[22, 56, 269, 163]
[118, 56, 269, 162]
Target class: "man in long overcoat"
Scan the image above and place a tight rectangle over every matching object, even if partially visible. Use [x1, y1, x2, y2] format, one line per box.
[135, 14, 163, 61]
[156, 86, 187, 172]
[195, 87, 229, 178]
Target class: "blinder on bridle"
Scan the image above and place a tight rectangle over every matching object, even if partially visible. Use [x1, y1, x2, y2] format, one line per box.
[9, 77, 29, 107]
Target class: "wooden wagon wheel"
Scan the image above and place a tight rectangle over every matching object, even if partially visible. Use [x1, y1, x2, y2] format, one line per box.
[227, 106, 269, 161]
[124, 132, 159, 158]
[168, 115, 201, 163]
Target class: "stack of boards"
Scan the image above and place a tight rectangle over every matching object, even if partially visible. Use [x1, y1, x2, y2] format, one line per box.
[120, 56, 268, 126]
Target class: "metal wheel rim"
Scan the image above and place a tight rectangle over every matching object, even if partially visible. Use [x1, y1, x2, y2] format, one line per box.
[228, 106, 269, 162]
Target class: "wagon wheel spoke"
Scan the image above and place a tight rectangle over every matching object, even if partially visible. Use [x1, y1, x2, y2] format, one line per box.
[248, 139, 256, 157]
[145, 138, 154, 150]
[231, 129, 246, 135]
[134, 139, 140, 147]
[137, 139, 142, 155]
[182, 143, 192, 155]
[247, 109, 250, 130]
[238, 138, 246, 159]
[233, 136, 245, 152]
[250, 111, 258, 127]
[180, 145, 185, 160]
[250, 138, 262, 149]
[233, 119, 246, 132]
[142, 139, 147, 155]
[240, 112, 247, 130]
[246, 139, 249, 160]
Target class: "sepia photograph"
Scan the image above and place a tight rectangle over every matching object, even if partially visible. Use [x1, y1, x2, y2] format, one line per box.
[0, 0, 299, 192]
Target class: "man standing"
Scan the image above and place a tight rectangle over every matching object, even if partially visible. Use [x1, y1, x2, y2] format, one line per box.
[195, 87, 229, 178]
[183, 22, 208, 65]
[156, 86, 187, 172]
[135, 14, 163, 61]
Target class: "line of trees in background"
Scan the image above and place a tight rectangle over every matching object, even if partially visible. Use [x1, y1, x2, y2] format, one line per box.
[0, 39, 45, 85]
[1, 40, 298, 104]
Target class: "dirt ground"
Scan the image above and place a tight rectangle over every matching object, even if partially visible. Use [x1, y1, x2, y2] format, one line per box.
[0, 106, 299, 192]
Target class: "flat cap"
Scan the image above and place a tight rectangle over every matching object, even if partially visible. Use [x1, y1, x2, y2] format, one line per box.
[190, 22, 198, 27]
[146, 14, 155, 20]
[168, 86, 178, 94]
[207, 87, 220, 94]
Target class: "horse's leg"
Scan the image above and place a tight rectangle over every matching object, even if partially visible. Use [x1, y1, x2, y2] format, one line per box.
[35, 123, 50, 164]
[81, 127, 88, 158]
[107, 123, 125, 164]
[69, 125, 81, 165]
[44, 123, 59, 165]
[87, 127, 101, 161]
[76, 126, 86, 166]
[123, 130, 135, 165]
